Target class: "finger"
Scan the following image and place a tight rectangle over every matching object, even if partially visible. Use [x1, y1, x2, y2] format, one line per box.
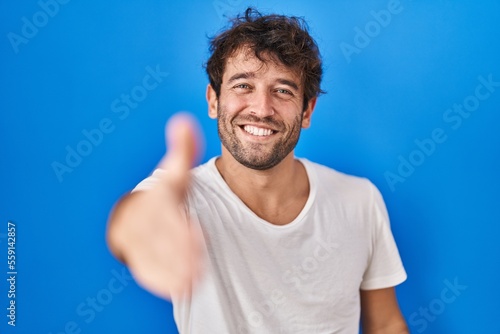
[163, 217, 204, 299]
[127, 218, 200, 300]
[165, 112, 202, 170]
[158, 113, 203, 187]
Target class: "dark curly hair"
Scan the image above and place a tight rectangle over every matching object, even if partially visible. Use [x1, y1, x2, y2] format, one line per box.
[205, 7, 325, 111]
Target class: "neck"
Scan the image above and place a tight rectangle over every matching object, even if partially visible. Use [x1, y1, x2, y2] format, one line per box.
[215, 147, 309, 225]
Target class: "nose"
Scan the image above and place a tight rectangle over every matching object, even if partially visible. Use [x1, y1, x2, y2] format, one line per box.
[249, 90, 274, 117]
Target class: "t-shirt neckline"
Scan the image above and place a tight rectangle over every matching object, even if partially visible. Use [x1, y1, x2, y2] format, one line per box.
[206, 157, 317, 229]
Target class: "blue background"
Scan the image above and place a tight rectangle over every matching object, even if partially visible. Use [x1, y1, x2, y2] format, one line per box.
[1, 0, 499, 333]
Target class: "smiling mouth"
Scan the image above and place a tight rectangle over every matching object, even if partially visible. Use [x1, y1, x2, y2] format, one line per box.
[241, 125, 276, 137]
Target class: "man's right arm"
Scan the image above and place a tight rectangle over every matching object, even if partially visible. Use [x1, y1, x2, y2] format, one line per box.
[106, 192, 141, 265]
[105, 114, 203, 300]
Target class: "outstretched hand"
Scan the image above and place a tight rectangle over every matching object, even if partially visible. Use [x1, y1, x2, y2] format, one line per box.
[108, 113, 205, 300]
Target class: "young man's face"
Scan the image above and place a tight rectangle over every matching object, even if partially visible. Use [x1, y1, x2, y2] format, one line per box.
[207, 47, 316, 170]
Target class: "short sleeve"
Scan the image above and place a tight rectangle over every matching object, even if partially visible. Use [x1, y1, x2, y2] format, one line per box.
[360, 183, 407, 290]
[131, 169, 166, 192]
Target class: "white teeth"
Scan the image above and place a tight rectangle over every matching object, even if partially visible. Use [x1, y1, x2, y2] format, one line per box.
[243, 125, 273, 136]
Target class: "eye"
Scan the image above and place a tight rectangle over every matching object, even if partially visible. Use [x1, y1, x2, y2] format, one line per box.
[234, 83, 250, 89]
[276, 88, 293, 96]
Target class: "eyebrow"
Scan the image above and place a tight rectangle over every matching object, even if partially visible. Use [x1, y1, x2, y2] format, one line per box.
[276, 79, 299, 91]
[227, 72, 300, 91]
[227, 72, 255, 83]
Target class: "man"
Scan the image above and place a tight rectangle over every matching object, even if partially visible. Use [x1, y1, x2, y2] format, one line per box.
[107, 8, 409, 333]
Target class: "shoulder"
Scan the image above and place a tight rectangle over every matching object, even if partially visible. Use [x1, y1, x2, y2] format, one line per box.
[189, 157, 218, 188]
[131, 158, 217, 192]
[301, 158, 377, 201]
[190, 158, 214, 177]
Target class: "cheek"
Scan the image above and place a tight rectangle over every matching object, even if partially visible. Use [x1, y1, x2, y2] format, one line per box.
[226, 94, 248, 110]
[283, 108, 304, 126]
[220, 95, 248, 117]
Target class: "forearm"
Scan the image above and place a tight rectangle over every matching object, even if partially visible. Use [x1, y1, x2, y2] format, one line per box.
[106, 192, 141, 264]
[360, 287, 409, 334]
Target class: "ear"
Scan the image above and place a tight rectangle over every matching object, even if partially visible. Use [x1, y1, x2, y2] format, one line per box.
[301, 96, 317, 129]
[206, 84, 218, 119]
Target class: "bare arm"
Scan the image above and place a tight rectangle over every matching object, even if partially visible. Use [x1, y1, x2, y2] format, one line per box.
[360, 287, 409, 334]
[106, 191, 142, 264]
[106, 114, 203, 300]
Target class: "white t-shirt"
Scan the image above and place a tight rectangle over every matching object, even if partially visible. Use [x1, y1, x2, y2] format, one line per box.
[134, 157, 406, 334]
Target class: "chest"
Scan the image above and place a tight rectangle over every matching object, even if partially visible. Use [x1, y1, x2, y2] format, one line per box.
[188, 197, 372, 332]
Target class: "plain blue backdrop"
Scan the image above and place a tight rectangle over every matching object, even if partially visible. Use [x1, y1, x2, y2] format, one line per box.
[1, 0, 499, 333]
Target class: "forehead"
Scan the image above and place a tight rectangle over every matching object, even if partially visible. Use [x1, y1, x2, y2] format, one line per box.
[223, 47, 301, 83]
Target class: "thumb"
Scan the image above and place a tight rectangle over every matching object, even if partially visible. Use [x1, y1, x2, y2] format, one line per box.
[158, 113, 203, 185]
